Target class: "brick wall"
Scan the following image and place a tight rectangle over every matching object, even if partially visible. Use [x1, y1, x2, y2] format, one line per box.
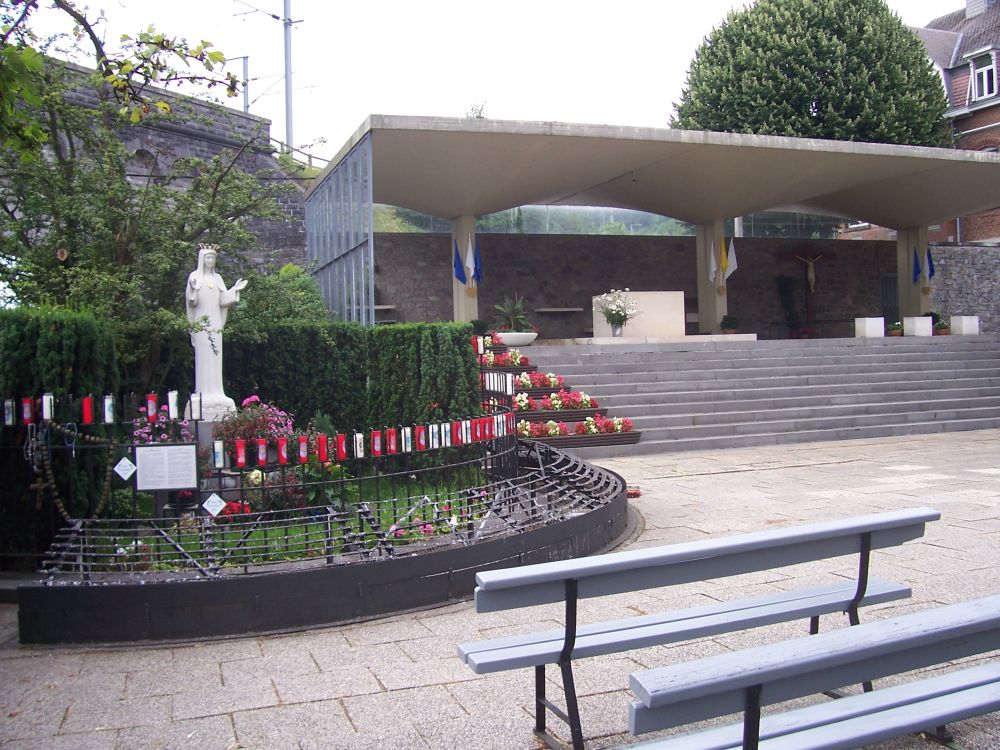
[374, 234, 910, 339]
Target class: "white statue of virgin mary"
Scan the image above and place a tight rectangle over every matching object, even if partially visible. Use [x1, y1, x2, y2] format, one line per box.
[186, 244, 248, 421]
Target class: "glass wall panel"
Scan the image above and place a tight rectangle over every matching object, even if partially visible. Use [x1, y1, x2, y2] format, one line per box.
[304, 134, 374, 323]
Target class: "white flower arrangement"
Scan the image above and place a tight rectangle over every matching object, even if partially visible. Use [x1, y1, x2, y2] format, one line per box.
[596, 288, 639, 327]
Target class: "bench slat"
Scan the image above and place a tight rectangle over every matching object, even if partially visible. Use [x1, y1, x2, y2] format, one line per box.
[474, 508, 939, 612]
[629, 593, 1000, 734]
[459, 577, 908, 673]
[622, 662, 1000, 750]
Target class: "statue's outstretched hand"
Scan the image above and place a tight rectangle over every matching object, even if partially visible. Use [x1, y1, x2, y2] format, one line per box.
[233, 278, 248, 292]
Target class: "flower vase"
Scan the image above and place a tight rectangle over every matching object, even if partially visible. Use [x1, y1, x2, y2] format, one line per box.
[611, 324, 623, 337]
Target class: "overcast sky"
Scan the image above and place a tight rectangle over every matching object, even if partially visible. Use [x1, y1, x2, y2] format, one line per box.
[38, 0, 958, 161]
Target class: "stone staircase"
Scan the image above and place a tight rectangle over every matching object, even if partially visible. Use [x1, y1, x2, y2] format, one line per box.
[526, 335, 1000, 458]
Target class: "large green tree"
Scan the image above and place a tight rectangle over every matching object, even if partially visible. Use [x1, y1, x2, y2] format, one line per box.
[671, 0, 951, 146]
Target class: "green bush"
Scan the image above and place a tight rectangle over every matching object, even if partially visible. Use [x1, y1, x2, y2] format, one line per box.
[225, 321, 369, 432]
[0, 307, 119, 567]
[368, 322, 479, 426]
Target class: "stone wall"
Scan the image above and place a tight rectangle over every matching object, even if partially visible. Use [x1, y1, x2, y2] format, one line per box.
[63, 62, 307, 270]
[374, 234, 907, 339]
[930, 244, 1000, 332]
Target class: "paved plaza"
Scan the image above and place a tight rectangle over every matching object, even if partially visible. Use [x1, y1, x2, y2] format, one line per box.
[2, 430, 1000, 749]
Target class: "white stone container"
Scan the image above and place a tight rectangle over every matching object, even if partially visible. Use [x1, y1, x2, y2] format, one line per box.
[854, 317, 884, 338]
[950, 316, 980, 335]
[903, 316, 933, 337]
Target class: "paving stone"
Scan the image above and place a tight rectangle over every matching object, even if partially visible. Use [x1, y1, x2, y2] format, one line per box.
[272, 665, 382, 703]
[1, 729, 118, 750]
[113, 715, 235, 750]
[232, 701, 353, 750]
[171, 679, 278, 721]
[341, 684, 464, 734]
[6, 430, 1000, 748]
[60, 694, 172, 734]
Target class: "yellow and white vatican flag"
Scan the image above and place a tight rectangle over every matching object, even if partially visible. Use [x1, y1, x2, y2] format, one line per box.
[708, 240, 718, 284]
[724, 238, 738, 282]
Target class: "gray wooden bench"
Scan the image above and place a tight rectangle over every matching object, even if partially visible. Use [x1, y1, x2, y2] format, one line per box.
[625, 593, 1000, 750]
[456, 507, 940, 750]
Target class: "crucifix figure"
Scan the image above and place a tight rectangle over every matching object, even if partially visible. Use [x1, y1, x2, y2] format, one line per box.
[795, 254, 823, 293]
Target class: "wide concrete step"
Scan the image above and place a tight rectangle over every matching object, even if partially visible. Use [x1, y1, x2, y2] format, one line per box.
[570, 416, 1000, 459]
[528, 350, 1000, 375]
[594, 381, 1000, 409]
[529, 335, 1000, 363]
[625, 395, 1000, 430]
[531, 336, 1000, 457]
[581, 367, 1000, 396]
[628, 404, 1000, 441]
[574, 361, 1000, 387]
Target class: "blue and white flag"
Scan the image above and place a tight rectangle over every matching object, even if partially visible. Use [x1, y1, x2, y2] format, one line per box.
[912, 248, 921, 284]
[473, 238, 483, 285]
[454, 241, 467, 285]
[924, 248, 935, 280]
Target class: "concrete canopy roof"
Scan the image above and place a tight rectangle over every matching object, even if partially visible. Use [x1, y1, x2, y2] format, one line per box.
[310, 114, 1000, 230]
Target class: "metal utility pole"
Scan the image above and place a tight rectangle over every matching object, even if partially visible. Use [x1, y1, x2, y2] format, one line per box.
[283, 0, 293, 153]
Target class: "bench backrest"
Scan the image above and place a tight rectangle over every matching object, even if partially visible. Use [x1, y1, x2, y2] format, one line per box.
[474, 507, 940, 613]
[629, 592, 1000, 735]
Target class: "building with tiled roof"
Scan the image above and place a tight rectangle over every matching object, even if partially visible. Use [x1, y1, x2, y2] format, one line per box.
[842, 0, 1000, 243]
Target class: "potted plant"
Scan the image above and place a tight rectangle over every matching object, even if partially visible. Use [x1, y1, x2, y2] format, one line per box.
[596, 288, 638, 336]
[886, 321, 903, 337]
[493, 295, 538, 346]
[934, 319, 951, 335]
[720, 314, 738, 334]
[214, 395, 295, 465]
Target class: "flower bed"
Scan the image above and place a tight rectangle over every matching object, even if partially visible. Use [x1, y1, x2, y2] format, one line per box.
[514, 371, 566, 390]
[515, 389, 596, 410]
[479, 349, 533, 370]
[517, 407, 607, 423]
[524, 431, 642, 448]
[517, 414, 635, 439]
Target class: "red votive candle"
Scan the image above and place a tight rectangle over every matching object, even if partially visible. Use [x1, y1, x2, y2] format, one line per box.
[145, 393, 158, 423]
[298, 435, 309, 464]
[235, 439, 247, 468]
[256, 438, 267, 466]
[317, 433, 328, 462]
[82, 395, 94, 425]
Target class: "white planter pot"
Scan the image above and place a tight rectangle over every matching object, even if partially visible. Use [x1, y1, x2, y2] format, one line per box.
[498, 331, 538, 346]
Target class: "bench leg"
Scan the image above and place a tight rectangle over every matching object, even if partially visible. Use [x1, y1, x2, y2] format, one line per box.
[926, 724, 956, 746]
[560, 660, 585, 750]
[535, 665, 546, 735]
[846, 608, 874, 693]
[532, 663, 585, 750]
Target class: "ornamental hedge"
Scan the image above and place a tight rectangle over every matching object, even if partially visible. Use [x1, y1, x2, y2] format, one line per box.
[0, 308, 119, 565]
[0, 311, 478, 564]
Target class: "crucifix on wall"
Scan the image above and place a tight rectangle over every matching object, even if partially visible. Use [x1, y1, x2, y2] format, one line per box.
[795, 254, 823, 293]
